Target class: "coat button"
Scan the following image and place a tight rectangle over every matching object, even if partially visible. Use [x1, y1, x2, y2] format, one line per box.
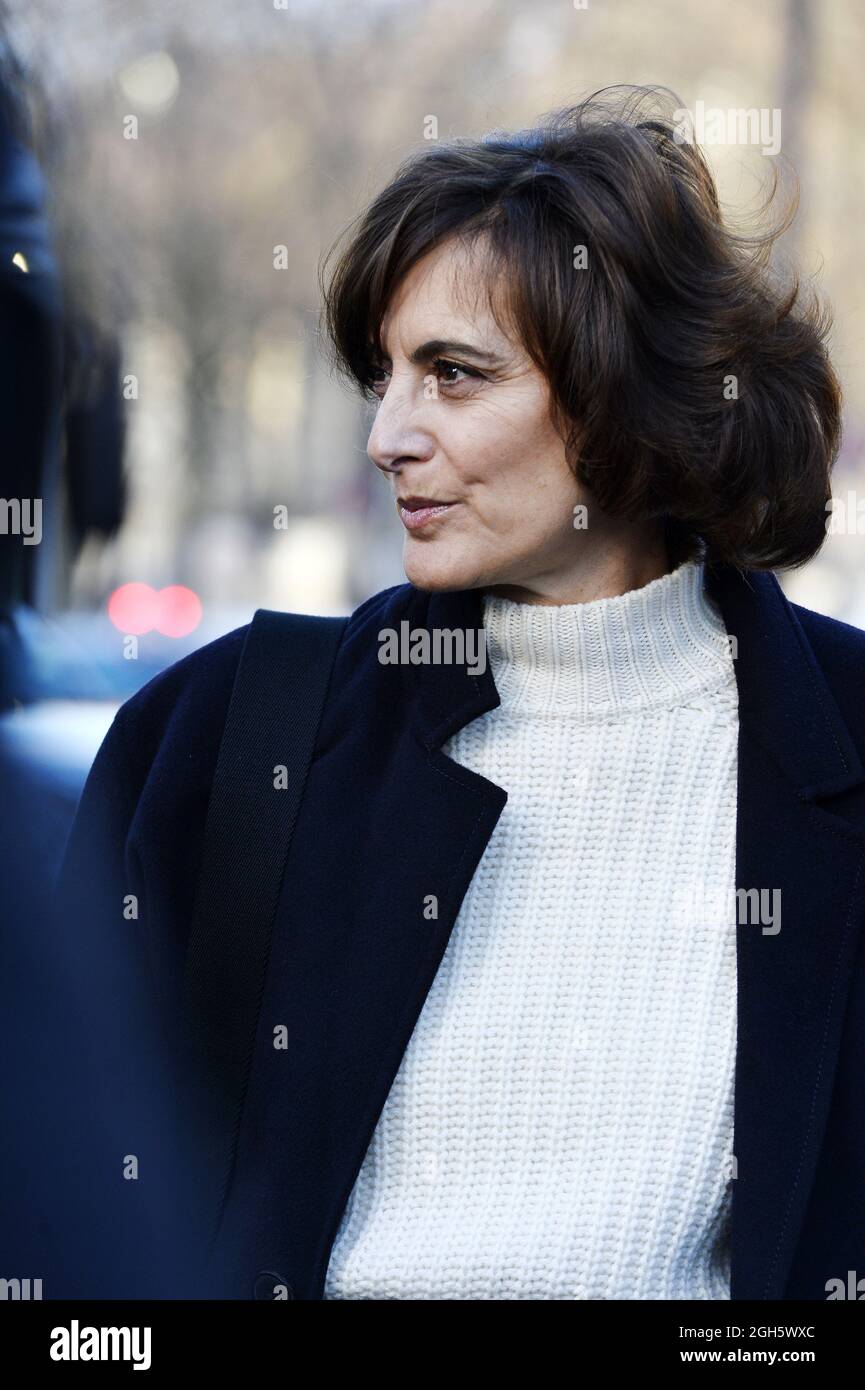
[253, 1270, 294, 1300]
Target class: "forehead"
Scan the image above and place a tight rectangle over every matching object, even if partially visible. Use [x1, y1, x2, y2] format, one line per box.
[379, 236, 516, 353]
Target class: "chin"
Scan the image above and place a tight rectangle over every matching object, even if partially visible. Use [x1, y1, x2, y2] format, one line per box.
[402, 542, 489, 593]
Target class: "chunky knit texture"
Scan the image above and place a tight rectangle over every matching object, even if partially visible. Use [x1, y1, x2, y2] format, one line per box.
[324, 557, 739, 1300]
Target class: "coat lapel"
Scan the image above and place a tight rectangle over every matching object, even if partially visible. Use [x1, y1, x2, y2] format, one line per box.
[704, 562, 865, 1299]
[212, 582, 511, 1296]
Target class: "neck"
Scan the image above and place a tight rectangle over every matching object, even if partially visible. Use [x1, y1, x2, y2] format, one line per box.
[480, 553, 736, 719]
[482, 529, 674, 607]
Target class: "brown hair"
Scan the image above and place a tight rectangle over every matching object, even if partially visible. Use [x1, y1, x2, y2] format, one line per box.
[321, 85, 842, 571]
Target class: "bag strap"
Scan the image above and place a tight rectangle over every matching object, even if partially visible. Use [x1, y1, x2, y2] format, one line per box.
[180, 607, 348, 1256]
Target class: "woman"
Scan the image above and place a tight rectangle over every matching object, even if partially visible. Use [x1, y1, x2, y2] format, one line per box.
[57, 87, 865, 1302]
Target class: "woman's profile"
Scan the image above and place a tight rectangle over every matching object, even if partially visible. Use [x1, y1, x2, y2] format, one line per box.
[57, 85, 865, 1302]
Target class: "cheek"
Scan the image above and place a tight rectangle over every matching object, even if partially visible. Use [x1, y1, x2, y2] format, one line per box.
[447, 399, 557, 484]
[435, 383, 574, 539]
[467, 413, 573, 518]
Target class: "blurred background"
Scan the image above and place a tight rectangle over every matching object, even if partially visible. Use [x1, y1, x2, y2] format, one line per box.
[1, 0, 865, 835]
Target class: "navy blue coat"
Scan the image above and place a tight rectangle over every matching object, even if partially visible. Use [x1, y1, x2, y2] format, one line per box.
[55, 560, 865, 1300]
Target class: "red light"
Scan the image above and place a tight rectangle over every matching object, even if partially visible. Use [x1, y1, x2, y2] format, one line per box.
[108, 583, 203, 638]
[155, 585, 203, 638]
[108, 582, 160, 635]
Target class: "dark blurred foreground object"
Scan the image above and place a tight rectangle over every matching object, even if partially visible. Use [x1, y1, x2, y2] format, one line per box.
[0, 57, 195, 1298]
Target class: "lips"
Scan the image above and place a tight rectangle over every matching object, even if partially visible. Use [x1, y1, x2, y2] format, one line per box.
[396, 497, 458, 532]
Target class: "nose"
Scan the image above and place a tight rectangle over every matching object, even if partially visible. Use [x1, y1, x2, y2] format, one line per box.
[366, 379, 436, 475]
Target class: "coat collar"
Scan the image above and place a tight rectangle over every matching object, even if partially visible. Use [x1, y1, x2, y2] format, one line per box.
[406, 581, 497, 750]
[409, 559, 864, 792]
[402, 561, 865, 1298]
[702, 560, 865, 800]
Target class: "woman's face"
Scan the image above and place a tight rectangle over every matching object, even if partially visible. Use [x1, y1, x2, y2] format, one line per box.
[366, 236, 663, 603]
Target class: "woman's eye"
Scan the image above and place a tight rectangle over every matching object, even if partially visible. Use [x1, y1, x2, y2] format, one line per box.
[434, 358, 477, 386]
[367, 367, 390, 397]
[437, 360, 464, 384]
[363, 358, 481, 399]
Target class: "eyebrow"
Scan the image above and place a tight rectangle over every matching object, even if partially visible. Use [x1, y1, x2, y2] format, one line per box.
[380, 338, 507, 368]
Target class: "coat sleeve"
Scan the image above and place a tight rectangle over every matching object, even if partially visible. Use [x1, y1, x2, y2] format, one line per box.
[57, 622, 248, 1045]
[48, 709, 200, 1296]
[55, 709, 150, 1027]
[48, 627, 247, 1296]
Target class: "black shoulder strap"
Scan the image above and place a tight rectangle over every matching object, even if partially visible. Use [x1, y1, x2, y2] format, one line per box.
[180, 607, 347, 1255]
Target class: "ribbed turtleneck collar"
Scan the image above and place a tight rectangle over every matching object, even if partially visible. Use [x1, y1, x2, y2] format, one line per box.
[480, 557, 736, 719]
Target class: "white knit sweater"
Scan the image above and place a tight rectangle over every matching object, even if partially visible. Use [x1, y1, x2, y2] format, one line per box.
[324, 556, 739, 1300]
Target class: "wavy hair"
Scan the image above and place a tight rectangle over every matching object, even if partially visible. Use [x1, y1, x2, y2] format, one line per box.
[321, 85, 842, 571]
